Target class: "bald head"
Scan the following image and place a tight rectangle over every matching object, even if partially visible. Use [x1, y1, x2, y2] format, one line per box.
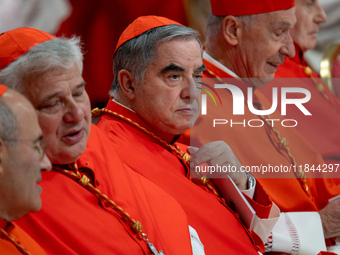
[0, 88, 36, 139]
[0, 88, 20, 140]
[1, 88, 36, 125]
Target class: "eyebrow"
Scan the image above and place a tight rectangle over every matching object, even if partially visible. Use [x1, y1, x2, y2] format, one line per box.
[41, 81, 86, 102]
[33, 135, 43, 144]
[195, 64, 206, 73]
[41, 91, 61, 103]
[75, 81, 86, 90]
[161, 63, 185, 74]
[276, 21, 293, 29]
[160, 63, 206, 74]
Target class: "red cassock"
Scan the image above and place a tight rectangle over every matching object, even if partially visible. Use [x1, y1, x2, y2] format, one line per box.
[0, 219, 46, 255]
[15, 125, 193, 255]
[96, 99, 276, 254]
[260, 45, 340, 169]
[187, 57, 340, 213]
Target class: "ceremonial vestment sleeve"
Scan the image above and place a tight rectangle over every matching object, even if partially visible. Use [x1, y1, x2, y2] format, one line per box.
[239, 160, 329, 254]
[243, 178, 280, 243]
[239, 168, 330, 254]
[265, 212, 328, 254]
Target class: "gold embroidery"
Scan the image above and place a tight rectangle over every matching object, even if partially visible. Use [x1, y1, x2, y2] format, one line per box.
[304, 66, 329, 100]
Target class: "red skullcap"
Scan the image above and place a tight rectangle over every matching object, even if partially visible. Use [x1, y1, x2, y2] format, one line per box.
[0, 27, 55, 70]
[114, 15, 182, 55]
[0, 84, 8, 96]
[210, 0, 295, 16]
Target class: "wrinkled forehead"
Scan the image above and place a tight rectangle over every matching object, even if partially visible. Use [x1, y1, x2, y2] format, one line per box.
[153, 37, 202, 60]
[255, 7, 296, 29]
[270, 7, 296, 24]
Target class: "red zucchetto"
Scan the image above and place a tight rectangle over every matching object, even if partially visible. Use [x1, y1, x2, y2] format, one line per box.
[114, 15, 182, 55]
[210, 0, 295, 16]
[0, 27, 55, 70]
[0, 84, 7, 96]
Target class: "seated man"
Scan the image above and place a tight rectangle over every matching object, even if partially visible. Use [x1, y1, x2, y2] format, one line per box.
[260, 0, 340, 170]
[0, 84, 51, 254]
[259, 1, 340, 249]
[0, 27, 196, 255]
[94, 15, 286, 255]
[188, 0, 340, 252]
[95, 13, 339, 254]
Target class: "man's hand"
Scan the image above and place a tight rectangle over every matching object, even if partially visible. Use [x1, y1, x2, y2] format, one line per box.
[319, 197, 340, 239]
[187, 141, 247, 190]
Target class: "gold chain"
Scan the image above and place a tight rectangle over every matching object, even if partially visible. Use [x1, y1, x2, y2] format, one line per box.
[258, 113, 309, 196]
[53, 163, 145, 239]
[204, 67, 310, 197]
[303, 66, 329, 100]
[92, 107, 221, 197]
[0, 228, 32, 255]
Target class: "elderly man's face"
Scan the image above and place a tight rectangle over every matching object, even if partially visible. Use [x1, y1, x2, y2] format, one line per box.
[290, 0, 327, 52]
[23, 63, 91, 165]
[1, 92, 51, 220]
[131, 39, 204, 142]
[236, 8, 296, 87]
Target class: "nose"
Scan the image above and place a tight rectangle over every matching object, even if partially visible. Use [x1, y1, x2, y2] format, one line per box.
[41, 154, 52, 172]
[63, 100, 85, 123]
[181, 77, 201, 100]
[314, 1, 327, 24]
[279, 33, 296, 58]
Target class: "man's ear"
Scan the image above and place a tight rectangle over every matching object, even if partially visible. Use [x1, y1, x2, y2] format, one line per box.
[221, 16, 242, 46]
[117, 69, 136, 100]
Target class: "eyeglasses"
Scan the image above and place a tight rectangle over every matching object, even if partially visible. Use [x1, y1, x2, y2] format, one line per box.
[2, 136, 48, 160]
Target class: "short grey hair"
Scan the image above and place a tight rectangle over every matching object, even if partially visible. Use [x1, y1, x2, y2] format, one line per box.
[0, 37, 83, 93]
[111, 24, 202, 96]
[0, 98, 18, 141]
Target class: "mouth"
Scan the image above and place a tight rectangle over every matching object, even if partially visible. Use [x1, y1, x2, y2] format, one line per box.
[36, 176, 42, 184]
[267, 58, 284, 70]
[266, 62, 279, 72]
[309, 31, 319, 37]
[36, 182, 43, 192]
[177, 108, 197, 114]
[62, 129, 85, 145]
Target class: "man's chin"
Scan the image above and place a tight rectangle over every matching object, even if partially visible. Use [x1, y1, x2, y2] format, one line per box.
[48, 148, 84, 165]
[190, 113, 200, 127]
[249, 77, 274, 88]
[51, 156, 79, 165]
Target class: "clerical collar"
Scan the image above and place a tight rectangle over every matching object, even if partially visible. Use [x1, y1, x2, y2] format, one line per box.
[111, 98, 136, 113]
[203, 51, 240, 79]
